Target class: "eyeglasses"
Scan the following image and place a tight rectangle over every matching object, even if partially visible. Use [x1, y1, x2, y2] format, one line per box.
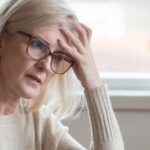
[16, 31, 74, 75]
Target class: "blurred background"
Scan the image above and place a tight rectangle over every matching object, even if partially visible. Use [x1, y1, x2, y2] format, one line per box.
[66, 0, 150, 73]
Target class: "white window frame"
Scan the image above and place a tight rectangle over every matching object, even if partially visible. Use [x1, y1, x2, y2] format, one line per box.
[101, 73, 150, 111]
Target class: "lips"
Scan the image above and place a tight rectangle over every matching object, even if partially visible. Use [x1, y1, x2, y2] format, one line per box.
[26, 74, 42, 84]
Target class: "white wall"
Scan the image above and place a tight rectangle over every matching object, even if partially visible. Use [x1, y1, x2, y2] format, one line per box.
[63, 96, 150, 150]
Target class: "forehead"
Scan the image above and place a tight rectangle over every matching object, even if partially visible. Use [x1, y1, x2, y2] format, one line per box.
[28, 25, 67, 52]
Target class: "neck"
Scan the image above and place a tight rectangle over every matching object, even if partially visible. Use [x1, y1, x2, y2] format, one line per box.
[0, 86, 19, 115]
[0, 70, 20, 115]
[0, 100, 18, 115]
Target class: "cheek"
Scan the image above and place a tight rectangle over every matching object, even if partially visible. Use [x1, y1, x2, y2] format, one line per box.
[43, 73, 55, 90]
[1, 57, 31, 85]
[0, 41, 31, 81]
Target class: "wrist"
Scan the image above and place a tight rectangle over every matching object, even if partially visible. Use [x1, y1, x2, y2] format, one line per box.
[83, 79, 102, 91]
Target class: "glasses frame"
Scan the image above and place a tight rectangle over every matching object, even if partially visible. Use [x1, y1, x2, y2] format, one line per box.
[16, 31, 74, 75]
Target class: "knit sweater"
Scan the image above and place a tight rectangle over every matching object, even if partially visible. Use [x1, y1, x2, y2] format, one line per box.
[0, 84, 124, 150]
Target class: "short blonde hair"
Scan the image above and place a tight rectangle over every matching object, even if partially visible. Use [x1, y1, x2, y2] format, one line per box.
[0, 0, 85, 120]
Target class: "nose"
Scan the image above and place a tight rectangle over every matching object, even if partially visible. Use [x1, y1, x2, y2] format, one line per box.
[35, 55, 53, 73]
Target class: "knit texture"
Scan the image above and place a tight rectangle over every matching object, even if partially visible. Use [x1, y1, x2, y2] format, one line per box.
[0, 84, 124, 150]
[84, 84, 124, 150]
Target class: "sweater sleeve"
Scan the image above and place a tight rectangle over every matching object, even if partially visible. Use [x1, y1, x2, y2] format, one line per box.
[84, 84, 124, 150]
[58, 84, 124, 150]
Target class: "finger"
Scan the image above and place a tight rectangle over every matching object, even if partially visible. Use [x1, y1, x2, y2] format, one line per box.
[80, 23, 92, 41]
[57, 39, 81, 63]
[60, 28, 85, 54]
[72, 22, 88, 46]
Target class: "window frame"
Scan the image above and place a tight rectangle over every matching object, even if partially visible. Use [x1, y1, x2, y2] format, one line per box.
[101, 72, 150, 111]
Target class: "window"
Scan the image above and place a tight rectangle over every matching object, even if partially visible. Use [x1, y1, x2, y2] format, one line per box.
[65, 0, 150, 110]
[66, 0, 150, 73]
[65, 0, 150, 90]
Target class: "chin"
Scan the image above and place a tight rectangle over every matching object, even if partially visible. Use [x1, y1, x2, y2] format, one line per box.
[21, 88, 40, 99]
[18, 82, 42, 99]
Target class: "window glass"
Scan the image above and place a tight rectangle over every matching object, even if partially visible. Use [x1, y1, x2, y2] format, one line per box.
[66, 0, 150, 73]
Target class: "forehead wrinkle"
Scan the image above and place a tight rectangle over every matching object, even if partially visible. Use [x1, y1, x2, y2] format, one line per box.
[51, 29, 67, 53]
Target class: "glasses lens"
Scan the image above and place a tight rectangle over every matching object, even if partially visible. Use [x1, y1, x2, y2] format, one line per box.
[51, 53, 73, 74]
[28, 38, 49, 60]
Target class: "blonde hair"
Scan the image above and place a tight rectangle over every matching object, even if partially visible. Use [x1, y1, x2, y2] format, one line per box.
[0, 0, 85, 120]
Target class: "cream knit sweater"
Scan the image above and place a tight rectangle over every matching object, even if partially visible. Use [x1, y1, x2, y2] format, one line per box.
[0, 84, 124, 150]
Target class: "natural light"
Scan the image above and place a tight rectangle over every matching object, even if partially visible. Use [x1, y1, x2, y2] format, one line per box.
[66, 1, 150, 74]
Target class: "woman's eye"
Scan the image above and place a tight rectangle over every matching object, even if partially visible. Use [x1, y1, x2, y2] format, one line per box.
[53, 51, 71, 62]
[55, 55, 63, 62]
[30, 39, 48, 53]
[32, 40, 44, 49]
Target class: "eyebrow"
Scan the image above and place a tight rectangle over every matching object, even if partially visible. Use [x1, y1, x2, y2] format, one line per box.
[17, 31, 66, 54]
[54, 50, 66, 54]
[17, 31, 51, 47]
[33, 34, 50, 47]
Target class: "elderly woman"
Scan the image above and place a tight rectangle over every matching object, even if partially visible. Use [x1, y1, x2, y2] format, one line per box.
[0, 0, 124, 149]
